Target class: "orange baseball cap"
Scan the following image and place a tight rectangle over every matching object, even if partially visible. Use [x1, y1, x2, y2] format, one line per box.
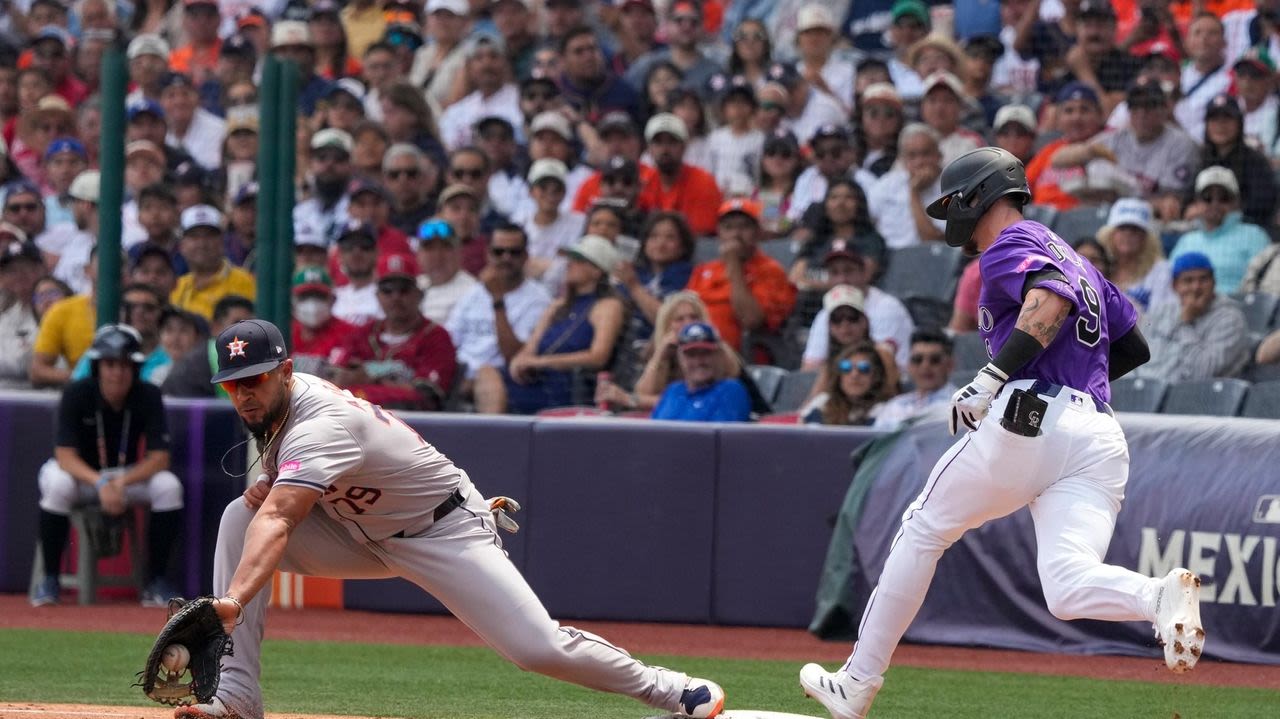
[717, 198, 762, 223]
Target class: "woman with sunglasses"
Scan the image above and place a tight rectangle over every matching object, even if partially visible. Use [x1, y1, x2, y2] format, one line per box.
[754, 129, 804, 237]
[728, 19, 772, 89]
[853, 83, 904, 178]
[798, 342, 889, 426]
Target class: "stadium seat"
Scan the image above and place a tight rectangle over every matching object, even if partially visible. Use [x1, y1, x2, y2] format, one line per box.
[759, 238, 798, 269]
[1240, 381, 1280, 419]
[1051, 204, 1111, 244]
[774, 369, 818, 412]
[693, 237, 720, 265]
[1023, 204, 1058, 228]
[747, 364, 788, 405]
[1243, 362, 1280, 383]
[951, 331, 989, 372]
[878, 244, 963, 302]
[1161, 378, 1251, 417]
[1232, 292, 1279, 333]
[1108, 377, 1168, 414]
[903, 296, 952, 331]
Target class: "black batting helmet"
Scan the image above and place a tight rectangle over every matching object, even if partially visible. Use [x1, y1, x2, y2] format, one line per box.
[84, 324, 146, 373]
[926, 147, 1031, 247]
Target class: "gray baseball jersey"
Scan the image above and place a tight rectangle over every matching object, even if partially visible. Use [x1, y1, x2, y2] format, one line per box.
[263, 372, 463, 542]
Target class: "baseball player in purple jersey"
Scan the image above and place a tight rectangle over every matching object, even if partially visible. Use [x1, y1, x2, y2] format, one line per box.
[799, 148, 1206, 719]
[174, 319, 725, 719]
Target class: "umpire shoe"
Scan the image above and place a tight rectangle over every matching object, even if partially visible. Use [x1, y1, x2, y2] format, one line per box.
[800, 663, 883, 719]
[1153, 568, 1206, 673]
[174, 698, 244, 719]
[675, 677, 725, 718]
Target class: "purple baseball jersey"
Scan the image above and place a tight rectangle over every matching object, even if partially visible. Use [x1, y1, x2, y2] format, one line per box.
[976, 220, 1137, 403]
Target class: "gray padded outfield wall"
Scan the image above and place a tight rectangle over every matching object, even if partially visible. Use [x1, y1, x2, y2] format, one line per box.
[0, 391, 1275, 664]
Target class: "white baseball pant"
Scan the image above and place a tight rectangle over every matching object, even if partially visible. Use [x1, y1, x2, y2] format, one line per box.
[37, 458, 184, 514]
[843, 379, 1164, 681]
[211, 478, 691, 719]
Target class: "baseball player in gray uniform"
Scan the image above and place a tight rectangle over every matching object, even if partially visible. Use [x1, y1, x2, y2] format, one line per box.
[175, 319, 725, 719]
[799, 148, 1206, 719]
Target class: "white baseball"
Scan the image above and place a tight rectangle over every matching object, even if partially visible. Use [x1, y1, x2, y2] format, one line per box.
[161, 644, 190, 675]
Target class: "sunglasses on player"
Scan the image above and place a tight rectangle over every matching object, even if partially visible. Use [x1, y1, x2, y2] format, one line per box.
[219, 369, 275, 393]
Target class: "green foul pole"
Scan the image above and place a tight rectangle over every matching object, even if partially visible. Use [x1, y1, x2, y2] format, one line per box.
[95, 47, 126, 327]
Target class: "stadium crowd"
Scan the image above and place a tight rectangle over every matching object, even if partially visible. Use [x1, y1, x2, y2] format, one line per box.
[2, 0, 1280, 429]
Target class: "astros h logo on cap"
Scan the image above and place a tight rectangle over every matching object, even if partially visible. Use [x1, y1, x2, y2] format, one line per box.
[211, 319, 290, 384]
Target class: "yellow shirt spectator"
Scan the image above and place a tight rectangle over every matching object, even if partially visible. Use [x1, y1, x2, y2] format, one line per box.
[170, 262, 257, 321]
[32, 294, 96, 367]
[341, 2, 387, 58]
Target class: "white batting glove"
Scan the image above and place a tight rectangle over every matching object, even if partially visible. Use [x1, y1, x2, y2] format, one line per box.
[949, 364, 1008, 435]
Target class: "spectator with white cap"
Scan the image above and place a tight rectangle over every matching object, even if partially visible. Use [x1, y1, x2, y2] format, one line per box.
[125, 34, 171, 106]
[170, 204, 256, 320]
[46, 170, 100, 295]
[866, 123, 946, 249]
[270, 19, 332, 116]
[793, 4, 855, 111]
[383, 143, 439, 237]
[1170, 166, 1271, 293]
[319, 78, 368, 134]
[410, 0, 471, 114]
[438, 34, 524, 151]
[525, 110, 593, 213]
[991, 103, 1037, 164]
[919, 71, 983, 165]
[498, 233, 625, 413]
[803, 242, 913, 371]
[521, 158, 584, 292]
[640, 112, 722, 236]
[293, 219, 330, 272]
[1096, 198, 1175, 313]
[160, 71, 226, 170]
[293, 127, 354, 246]
[1137, 251, 1250, 382]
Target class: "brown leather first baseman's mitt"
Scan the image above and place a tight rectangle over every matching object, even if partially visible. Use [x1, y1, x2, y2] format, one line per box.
[137, 597, 234, 706]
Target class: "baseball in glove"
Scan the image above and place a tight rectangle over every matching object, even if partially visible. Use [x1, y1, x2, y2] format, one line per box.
[137, 597, 234, 706]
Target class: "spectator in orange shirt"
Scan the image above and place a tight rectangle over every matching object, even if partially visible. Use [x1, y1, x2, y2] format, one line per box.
[1025, 82, 1108, 211]
[638, 113, 723, 236]
[170, 0, 223, 83]
[687, 198, 797, 356]
[571, 111, 659, 212]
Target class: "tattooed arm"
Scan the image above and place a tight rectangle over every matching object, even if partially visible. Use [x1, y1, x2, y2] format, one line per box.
[1015, 288, 1073, 348]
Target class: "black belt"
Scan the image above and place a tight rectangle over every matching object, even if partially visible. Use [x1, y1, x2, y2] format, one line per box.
[1029, 380, 1114, 417]
[392, 488, 466, 538]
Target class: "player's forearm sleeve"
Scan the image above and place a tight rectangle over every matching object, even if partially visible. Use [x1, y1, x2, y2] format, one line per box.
[1108, 324, 1151, 380]
[990, 329, 1046, 378]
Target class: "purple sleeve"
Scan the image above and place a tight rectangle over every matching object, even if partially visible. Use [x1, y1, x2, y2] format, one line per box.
[979, 228, 1082, 312]
[1103, 276, 1138, 338]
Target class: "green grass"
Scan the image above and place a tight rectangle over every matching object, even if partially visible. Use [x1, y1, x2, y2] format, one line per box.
[0, 629, 1273, 718]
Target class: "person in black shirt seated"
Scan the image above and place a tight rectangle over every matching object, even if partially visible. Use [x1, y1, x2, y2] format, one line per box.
[32, 324, 185, 608]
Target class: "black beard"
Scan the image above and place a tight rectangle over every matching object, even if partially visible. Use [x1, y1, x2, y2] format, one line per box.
[314, 177, 348, 205]
[246, 394, 289, 443]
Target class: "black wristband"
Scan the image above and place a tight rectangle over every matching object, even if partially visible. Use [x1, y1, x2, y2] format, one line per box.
[493, 299, 506, 312]
[990, 328, 1046, 378]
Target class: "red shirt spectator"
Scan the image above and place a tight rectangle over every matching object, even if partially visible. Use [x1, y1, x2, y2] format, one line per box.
[331, 253, 458, 410]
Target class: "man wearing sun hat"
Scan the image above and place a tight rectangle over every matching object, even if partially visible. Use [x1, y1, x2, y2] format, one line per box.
[687, 198, 796, 355]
